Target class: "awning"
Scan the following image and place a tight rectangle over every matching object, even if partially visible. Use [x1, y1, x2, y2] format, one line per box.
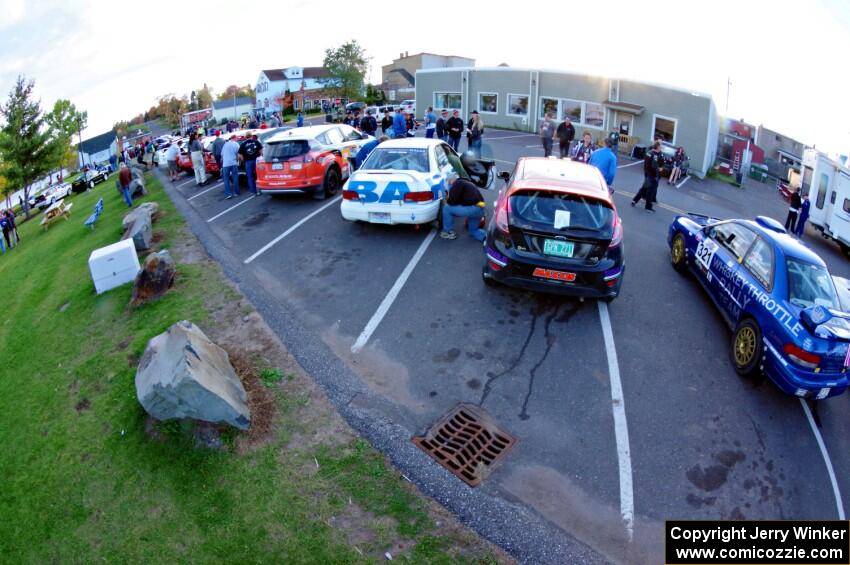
[776, 148, 802, 162]
[602, 100, 645, 115]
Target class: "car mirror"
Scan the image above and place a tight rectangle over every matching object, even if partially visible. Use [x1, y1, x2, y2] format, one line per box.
[497, 171, 510, 182]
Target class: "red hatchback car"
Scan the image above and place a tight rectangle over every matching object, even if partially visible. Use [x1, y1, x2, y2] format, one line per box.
[482, 157, 624, 300]
[256, 124, 372, 199]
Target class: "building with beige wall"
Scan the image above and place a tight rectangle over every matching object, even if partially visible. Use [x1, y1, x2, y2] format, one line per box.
[380, 52, 475, 101]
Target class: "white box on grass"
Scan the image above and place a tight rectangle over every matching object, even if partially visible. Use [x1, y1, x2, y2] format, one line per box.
[88, 239, 140, 295]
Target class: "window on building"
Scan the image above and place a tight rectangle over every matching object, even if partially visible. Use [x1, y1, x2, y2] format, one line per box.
[540, 97, 558, 119]
[775, 134, 781, 142]
[584, 102, 604, 128]
[434, 92, 462, 110]
[478, 93, 498, 114]
[653, 115, 677, 143]
[507, 94, 529, 116]
[561, 99, 582, 123]
[293, 98, 299, 110]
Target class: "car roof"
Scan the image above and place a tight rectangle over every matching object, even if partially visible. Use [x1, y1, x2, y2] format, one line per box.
[740, 219, 827, 266]
[264, 124, 344, 144]
[509, 157, 611, 202]
[378, 138, 441, 150]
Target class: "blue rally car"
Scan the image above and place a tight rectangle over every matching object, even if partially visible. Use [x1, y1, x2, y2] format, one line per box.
[668, 214, 850, 399]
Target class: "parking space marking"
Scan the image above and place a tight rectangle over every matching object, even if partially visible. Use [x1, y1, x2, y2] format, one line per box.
[617, 161, 642, 169]
[487, 133, 539, 141]
[175, 178, 196, 188]
[597, 301, 634, 540]
[351, 229, 438, 353]
[243, 196, 341, 264]
[525, 144, 543, 149]
[206, 194, 257, 223]
[676, 176, 691, 189]
[800, 399, 845, 519]
[187, 181, 223, 201]
[493, 158, 516, 166]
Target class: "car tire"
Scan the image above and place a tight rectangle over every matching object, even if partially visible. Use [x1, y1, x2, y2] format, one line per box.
[670, 233, 687, 272]
[731, 318, 763, 378]
[88, 180, 95, 189]
[321, 167, 341, 199]
[839, 242, 850, 260]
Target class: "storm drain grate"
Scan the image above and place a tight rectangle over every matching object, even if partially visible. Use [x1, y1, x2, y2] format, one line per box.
[412, 403, 517, 487]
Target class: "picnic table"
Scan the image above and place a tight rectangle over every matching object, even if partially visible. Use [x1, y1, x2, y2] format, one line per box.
[40, 199, 73, 230]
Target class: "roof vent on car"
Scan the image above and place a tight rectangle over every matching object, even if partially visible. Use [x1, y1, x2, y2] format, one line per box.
[755, 216, 787, 234]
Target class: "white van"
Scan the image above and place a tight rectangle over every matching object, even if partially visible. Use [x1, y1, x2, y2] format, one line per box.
[802, 148, 850, 257]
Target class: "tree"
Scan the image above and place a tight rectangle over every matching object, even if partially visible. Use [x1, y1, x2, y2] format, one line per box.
[321, 40, 370, 101]
[46, 99, 87, 174]
[197, 84, 214, 109]
[217, 84, 255, 101]
[0, 76, 65, 217]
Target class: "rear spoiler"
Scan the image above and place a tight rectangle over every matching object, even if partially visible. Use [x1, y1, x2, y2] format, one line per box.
[685, 212, 721, 225]
[800, 305, 850, 341]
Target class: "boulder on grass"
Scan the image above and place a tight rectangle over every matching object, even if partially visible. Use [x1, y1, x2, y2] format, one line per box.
[131, 250, 175, 305]
[121, 213, 152, 251]
[122, 202, 159, 232]
[130, 177, 147, 198]
[135, 320, 250, 430]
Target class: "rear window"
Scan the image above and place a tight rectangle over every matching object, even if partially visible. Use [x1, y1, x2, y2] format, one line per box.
[786, 258, 839, 309]
[361, 147, 429, 173]
[265, 140, 311, 161]
[510, 190, 614, 234]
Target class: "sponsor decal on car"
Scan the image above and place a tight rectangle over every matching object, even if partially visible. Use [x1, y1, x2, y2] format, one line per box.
[532, 268, 576, 282]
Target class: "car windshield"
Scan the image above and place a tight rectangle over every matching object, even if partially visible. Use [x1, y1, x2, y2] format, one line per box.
[361, 148, 429, 173]
[786, 258, 839, 309]
[264, 140, 311, 161]
[510, 190, 614, 234]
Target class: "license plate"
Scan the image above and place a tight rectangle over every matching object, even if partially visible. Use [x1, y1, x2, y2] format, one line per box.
[543, 239, 574, 258]
[370, 212, 392, 224]
[272, 163, 283, 170]
[533, 267, 576, 282]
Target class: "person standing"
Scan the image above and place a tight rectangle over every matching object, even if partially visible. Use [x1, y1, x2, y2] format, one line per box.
[436, 109, 448, 142]
[5, 209, 19, 246]
[392, 109, 407, 139]
[571, 131, 595, 163]
[795, 192, 811, 237]
[211, 131, 225, 171]
[424, 106, 437, 139]
[588, 138, 618, 191]
[440, 177, 487, 241]
[165, 140, 182, 182]
[467, 110, 484, 157]
[785, 188, 802, 232]
[0, 213, 9, 252]
[354, 135, 388, 169]
[352, 111, 362, 131]
[297, 111, 304, 127]
[189, 133, 208, 186]
[668, 146, 687, 185]
[446, 110, 464, 152]
[360, 109, 377, 136]
[118, 163, 134, 208]
[631, 140, 664, 212]
[556, 117, 576, 159]
[381, 111, 393, 136]
[539, 113, 556, 157]
[221, 135, 241, 199]
[238, 133, 262, 195]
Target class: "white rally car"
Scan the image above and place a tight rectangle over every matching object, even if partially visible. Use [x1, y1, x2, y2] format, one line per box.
[340, 138, 468, 225]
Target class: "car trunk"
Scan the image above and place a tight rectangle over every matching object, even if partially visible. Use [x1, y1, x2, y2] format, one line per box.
[264, 139, 311, 180]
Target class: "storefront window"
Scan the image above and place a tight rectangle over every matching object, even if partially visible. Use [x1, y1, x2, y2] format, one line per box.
[434, 92, 462, 110]
[478, 93, 498, 113]
[507, 94, 529, 116]
[584, 102, 604, 128]
[540, 97, 558, 119]
[562, 100, 582, 123]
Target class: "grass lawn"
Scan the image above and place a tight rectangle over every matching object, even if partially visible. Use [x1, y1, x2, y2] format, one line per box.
[0, 173, 503, 563]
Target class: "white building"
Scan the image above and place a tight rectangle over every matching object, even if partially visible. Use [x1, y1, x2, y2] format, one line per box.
[255, 66, 333, 114]
[212, 96, 255, 123]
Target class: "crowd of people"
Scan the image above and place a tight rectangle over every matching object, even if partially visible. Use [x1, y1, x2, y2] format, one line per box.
[0, 209, 20, 256]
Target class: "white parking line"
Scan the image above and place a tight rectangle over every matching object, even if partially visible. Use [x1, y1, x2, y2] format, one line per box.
[187, 181, 223, 202]
[800, 399, 845, 519]
[487, 133, 539, 141]
[351, 229, 438, 353]
[525, 144, 543, 148]
[617, 161, 642, 169]
[206, 194, 256, 223]
[243, 196, 341, 264]
[676, 176, 691, 189]
[597, 301, 634, 540]
[175, 178, 196, 188]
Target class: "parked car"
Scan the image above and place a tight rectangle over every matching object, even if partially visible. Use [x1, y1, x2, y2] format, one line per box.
[367, 105, 397, 122]
[256, 124, 374, 199]
[668, 213, 850, 399]
[399, 99, 416, 115]
[71, 168, 109, 193]
[32, 183, 73, 209]
[482, 157, 624, 300]
[175, 148, 220, 177]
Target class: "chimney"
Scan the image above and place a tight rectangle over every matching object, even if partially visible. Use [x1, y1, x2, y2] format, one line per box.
[405, 51, 409, 57]
[399, 52, 403, 59]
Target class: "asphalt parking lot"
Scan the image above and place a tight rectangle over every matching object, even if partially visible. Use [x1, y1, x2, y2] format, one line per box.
[162, 118, 850, 564]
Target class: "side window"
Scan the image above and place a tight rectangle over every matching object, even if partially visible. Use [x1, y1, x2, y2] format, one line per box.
[443, 145, 468, 178]
[340, 125, 362, 142]
[831, 191, 837, 205]
[844, 199, 850, 214]
[712, 222, 756, 261]
[816, 172, 829, 209]
[315, 133, 329, 145]
[434, 145, 450, 169]
[743, 238, 774, 290]
[325, 128, 344, 145]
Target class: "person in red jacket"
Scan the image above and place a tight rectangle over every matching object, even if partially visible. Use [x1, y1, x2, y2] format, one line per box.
[118, 163, 134, 208]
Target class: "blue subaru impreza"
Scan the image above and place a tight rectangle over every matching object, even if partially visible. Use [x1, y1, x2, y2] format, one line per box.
[668, 214, 850, 399]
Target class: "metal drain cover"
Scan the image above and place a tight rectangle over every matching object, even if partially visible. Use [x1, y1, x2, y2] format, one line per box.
[412, 403, 517, 487]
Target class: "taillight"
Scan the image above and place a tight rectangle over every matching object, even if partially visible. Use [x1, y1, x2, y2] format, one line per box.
[608, 214, 623, 249]
[403, 191, 433, 202]
[342, 190, 359, 201]
[783, 344, 821, 369]
[495, 195, 510, 234]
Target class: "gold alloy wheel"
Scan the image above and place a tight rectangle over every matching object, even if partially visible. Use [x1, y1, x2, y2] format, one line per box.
[671, 236, 685, 264]
[734, 326, 757, 366]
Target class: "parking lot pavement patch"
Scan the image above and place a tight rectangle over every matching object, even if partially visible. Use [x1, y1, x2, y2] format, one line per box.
[413, 403, 517, 487]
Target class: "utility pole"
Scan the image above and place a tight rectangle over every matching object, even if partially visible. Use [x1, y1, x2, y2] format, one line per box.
[77, 116, 85, 169]
[725, 77, 731, 115]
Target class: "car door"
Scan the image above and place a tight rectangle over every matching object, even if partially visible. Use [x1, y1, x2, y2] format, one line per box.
[434, 144, 461, 194]
[741, 236, 775, 323]
[697, 222, 757, 324]
[336, 125, 365, 159]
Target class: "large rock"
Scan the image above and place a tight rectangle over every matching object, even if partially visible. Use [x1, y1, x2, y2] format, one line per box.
[122, 212, 152, 251]
[135, 320, 250, 430]
[130, 177, 147, 198]
[122, 202, 159, 232]
[131, 250, 176, 305]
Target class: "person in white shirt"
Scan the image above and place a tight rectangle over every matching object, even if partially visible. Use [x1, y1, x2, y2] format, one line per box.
[165, 141, 182, 181]
[220, 135, 241, 199]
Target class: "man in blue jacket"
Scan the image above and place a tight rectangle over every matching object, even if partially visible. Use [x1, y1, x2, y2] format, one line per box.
[392, 110, 407, 139]
[354, 135, 388, 169]
[588, 137, 617, 191]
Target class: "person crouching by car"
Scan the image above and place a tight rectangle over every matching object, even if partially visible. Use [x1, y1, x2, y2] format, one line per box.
[668, 146, 687, 185]
[440, 177, 487, 241]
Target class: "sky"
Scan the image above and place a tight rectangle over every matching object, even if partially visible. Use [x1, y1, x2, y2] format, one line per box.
[1, 0, 849, 156]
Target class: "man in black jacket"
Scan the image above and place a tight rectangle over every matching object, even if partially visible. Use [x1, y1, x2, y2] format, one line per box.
[785, 188, 802, 232]
[440, 177, 486, 241]
[436, 109, 448, 142]
[360, 109, 377, 136]
[556, 117, 575, 159]
[631, 141, 664, 211]
[380, 112, 393, 135]
[446, 110, 465, 152]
